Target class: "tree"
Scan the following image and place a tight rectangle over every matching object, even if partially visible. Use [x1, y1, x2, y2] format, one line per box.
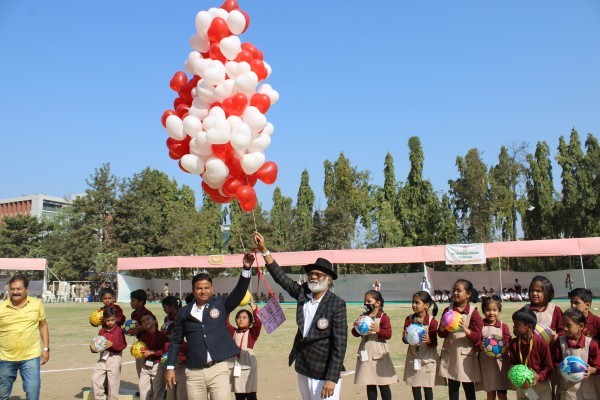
[582, 133, 600, 236]
[269, 187, 293, 252]
[448, 148, 493, 244]
[523, 141, 556, 240]
[370, 153, 404, 248]
[0, 215, 47, 258]
[195, 193, 226, 255]
[290, 170, 315, 251]
[227, 201, 269, 256]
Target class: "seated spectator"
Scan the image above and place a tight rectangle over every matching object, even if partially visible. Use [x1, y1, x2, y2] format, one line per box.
[501, 288, 511, 302]
[278, 293, 284, 302]
[521, 289, 529, 301]
[441, 291, 449, 302]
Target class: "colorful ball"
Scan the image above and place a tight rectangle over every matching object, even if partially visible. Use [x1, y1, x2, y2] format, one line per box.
[534, 323, 554, 344]
[161, 320, 173, 334]
[239, 290, 253, 307]
[508, 364, 534, 388]
[91, 335, 107, 352]
[161, 352, 169, 366]
[89, 309, 104, 327]
[130, 341, 147, 359]
[355, 316, 374, 335]
[484, 335, 507, 358]
[441, 310, 461, 333]
[122, 319, 138, 336]
[406, 324, 427, 346]
[559, 356, 588, 383]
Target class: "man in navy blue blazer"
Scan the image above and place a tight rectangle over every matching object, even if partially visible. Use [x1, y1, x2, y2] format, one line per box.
[165, 253, 254, 399]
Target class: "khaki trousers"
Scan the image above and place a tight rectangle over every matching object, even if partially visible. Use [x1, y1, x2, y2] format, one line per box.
[185, 361, 231, 400]
[139, 362, 166, 400]
[166, 365, 188, 400]
[91, 352, 122, 400]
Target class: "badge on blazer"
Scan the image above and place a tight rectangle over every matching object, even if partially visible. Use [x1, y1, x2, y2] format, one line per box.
[209, 308, 220, 319]
[317, 317, 329, 330]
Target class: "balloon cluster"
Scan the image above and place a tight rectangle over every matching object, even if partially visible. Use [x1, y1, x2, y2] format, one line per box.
[161, 0, 280, 212]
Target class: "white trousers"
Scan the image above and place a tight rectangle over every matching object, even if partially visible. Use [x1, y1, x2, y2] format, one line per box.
[297, 374, 341, 400]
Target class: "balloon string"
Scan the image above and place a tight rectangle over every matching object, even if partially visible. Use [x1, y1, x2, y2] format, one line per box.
[252, 248, 275, 298]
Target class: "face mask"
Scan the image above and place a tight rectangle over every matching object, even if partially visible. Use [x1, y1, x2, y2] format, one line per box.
[364, 303, 375, 313]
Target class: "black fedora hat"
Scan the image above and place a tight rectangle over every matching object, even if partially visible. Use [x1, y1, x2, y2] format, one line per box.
[304, 258, 337, 280]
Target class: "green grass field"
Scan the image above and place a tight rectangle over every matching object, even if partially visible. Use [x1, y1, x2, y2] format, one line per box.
[5, 300, 554, 399]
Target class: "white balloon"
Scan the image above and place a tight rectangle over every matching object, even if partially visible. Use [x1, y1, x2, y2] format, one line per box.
[189, 32, 210, 53]
[195, 11, 213, 35]
[227, 115, 244, 128]
[208, 106, 226, 119]
[247, 133, 272, 153]
[227, 10, 246, 35]
[225, 61, 251, 79]
[203, 61, 226, 86]
[202, 115, 217, 130]
[205, 118, 230, 144]
[204, 158, 229, 182]
[214, 79, 235, 102]
[189, 100, 210, 121]
[258, 83, 280, 105]
[220, 36, 242, 61]
[183, 115, 203, 136]
[203, 177, 226, 189]
[190, 132, 213, 156]
[181, 154, 206, 175]
[192, 58, 212, 77]
[213, 8, 229, 20]
[207, 7, 219, 16]
[263, 61, 272, 78]
[261, 122, 275, 136]
[241, 152, 266, 175]
[196, 79, 216, 104]
[242, 106, 267, 134]
[234, 71, 259, 96]
[166, 115, 186, 140]
[230, 122, 252, 150]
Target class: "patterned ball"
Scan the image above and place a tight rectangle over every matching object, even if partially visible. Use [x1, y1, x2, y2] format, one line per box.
[508, 364, 534, 388]
[161, 320, 173, 334]
[534, 323, 555, 344]
[559, 356, 588, 383]
[122, 320, 138, 336]
[355, 316, 374, 335]
[161, 352, 169, 366]
[130, 341, 147, 359]
[484, 335, 507, 358]
[89, 309, 104, 327]
[441, 310, 461, 333]
[406, 324, 427, 346]
[91, 335, 107, 352]
[239, 290, 253, 307]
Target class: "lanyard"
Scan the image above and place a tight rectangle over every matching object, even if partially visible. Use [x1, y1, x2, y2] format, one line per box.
[518, 335, 534, 366]
[233, 330, 248, 356]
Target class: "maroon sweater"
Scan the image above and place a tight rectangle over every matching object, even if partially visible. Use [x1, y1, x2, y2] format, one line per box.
[138, 329, 168, 363]
[584, 311, 600, 342]
[351, 311, 392, 340]
[101, 304, 126, 328]
[402, 313, 438, 348]
[509, 334, 553, 382]
[438, 303, 483, 346]
[98, 326, 127, 355]
[226, 308, 262, 349]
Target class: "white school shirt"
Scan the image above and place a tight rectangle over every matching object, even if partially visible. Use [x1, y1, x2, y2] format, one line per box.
[303, 292, 323, 337]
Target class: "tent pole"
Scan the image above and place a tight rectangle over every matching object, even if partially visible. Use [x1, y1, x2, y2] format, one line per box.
[179, 268, 182, 300]
[498, 257, 503, 295]
[579, 255, 587, 288]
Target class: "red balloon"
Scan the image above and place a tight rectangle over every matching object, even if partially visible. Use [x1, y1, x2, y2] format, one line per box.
[250, 93, 271, 114]
[243, 173, 258, 187]
[234, 50, 253, 63]
[168, 151, 180, 160]
[211, 143, 235, 161]
[236, 185, 257, 212]
[220, 0, 239, 12]
[222, 93, 248, 116]
[161, 110, 176, 128]
[249, 59, 268, 81]
[170, 71, 188, 92]
[175, 104, 190, 119]
[189, 75, 201, 86]
[210, 101, 223, 110]
[241, 42, 263, 60]
[209, 43, 226, 64]
[227, 157, 245, 177]
[255, 161, 278, 184]
[207, 18, 230, 43]
[167, 137, 190, 159]
[221, 176, 243, 197]
[200, 51, 210, 59]
[239, 10, 251, 33]
[173, 97, 184, 109]
[201, 181, 221, 197]
[210, 193, 235, 204]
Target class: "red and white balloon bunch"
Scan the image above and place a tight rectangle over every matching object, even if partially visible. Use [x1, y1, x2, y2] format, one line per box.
[161, 0, 279, 212]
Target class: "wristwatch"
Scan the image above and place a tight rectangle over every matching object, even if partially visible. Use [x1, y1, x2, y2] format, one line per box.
[43, 348, 50, 351]
[260, 250, 270, 257]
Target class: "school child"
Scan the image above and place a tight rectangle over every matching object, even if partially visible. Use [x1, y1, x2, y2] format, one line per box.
[403, 290, 439, 400]
[137, 314, 168, 400]
[569, 288, 600, 341]
[352, 290, 397, 400]
[99, 288, 125, 328]
[130, 289, 156, 378]
[524, 275, 564, 339]
[225, 297, 262, 400]
[90, 307, 127, 400]
[437, 279, 483, 400]
[509, 308, 553, 399]
[161, 295, 180, 334]
[160, 296, 187, 400]
[552, 308, 600, 399]
[478, 296, 511, 400]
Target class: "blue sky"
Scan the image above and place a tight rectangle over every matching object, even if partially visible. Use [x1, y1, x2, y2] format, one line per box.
[1, 1, 599, 210]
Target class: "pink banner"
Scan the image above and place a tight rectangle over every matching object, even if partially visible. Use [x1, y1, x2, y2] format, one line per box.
[0, 258, 46, 271]
[116, 237, 600, 271]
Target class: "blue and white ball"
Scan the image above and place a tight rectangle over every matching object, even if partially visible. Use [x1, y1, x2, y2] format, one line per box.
[406, 324, 427, 345]
[355, 316, 374, 335]
[91, 335, 107, 352]
[559, 356, 588, 383]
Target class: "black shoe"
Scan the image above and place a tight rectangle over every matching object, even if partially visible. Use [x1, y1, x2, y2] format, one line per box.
[135, 392, 140, 397]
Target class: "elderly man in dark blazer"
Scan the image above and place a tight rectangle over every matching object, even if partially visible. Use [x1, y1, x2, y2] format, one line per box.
[253, 232, 347, 400]
[165, 253, 254, 399]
